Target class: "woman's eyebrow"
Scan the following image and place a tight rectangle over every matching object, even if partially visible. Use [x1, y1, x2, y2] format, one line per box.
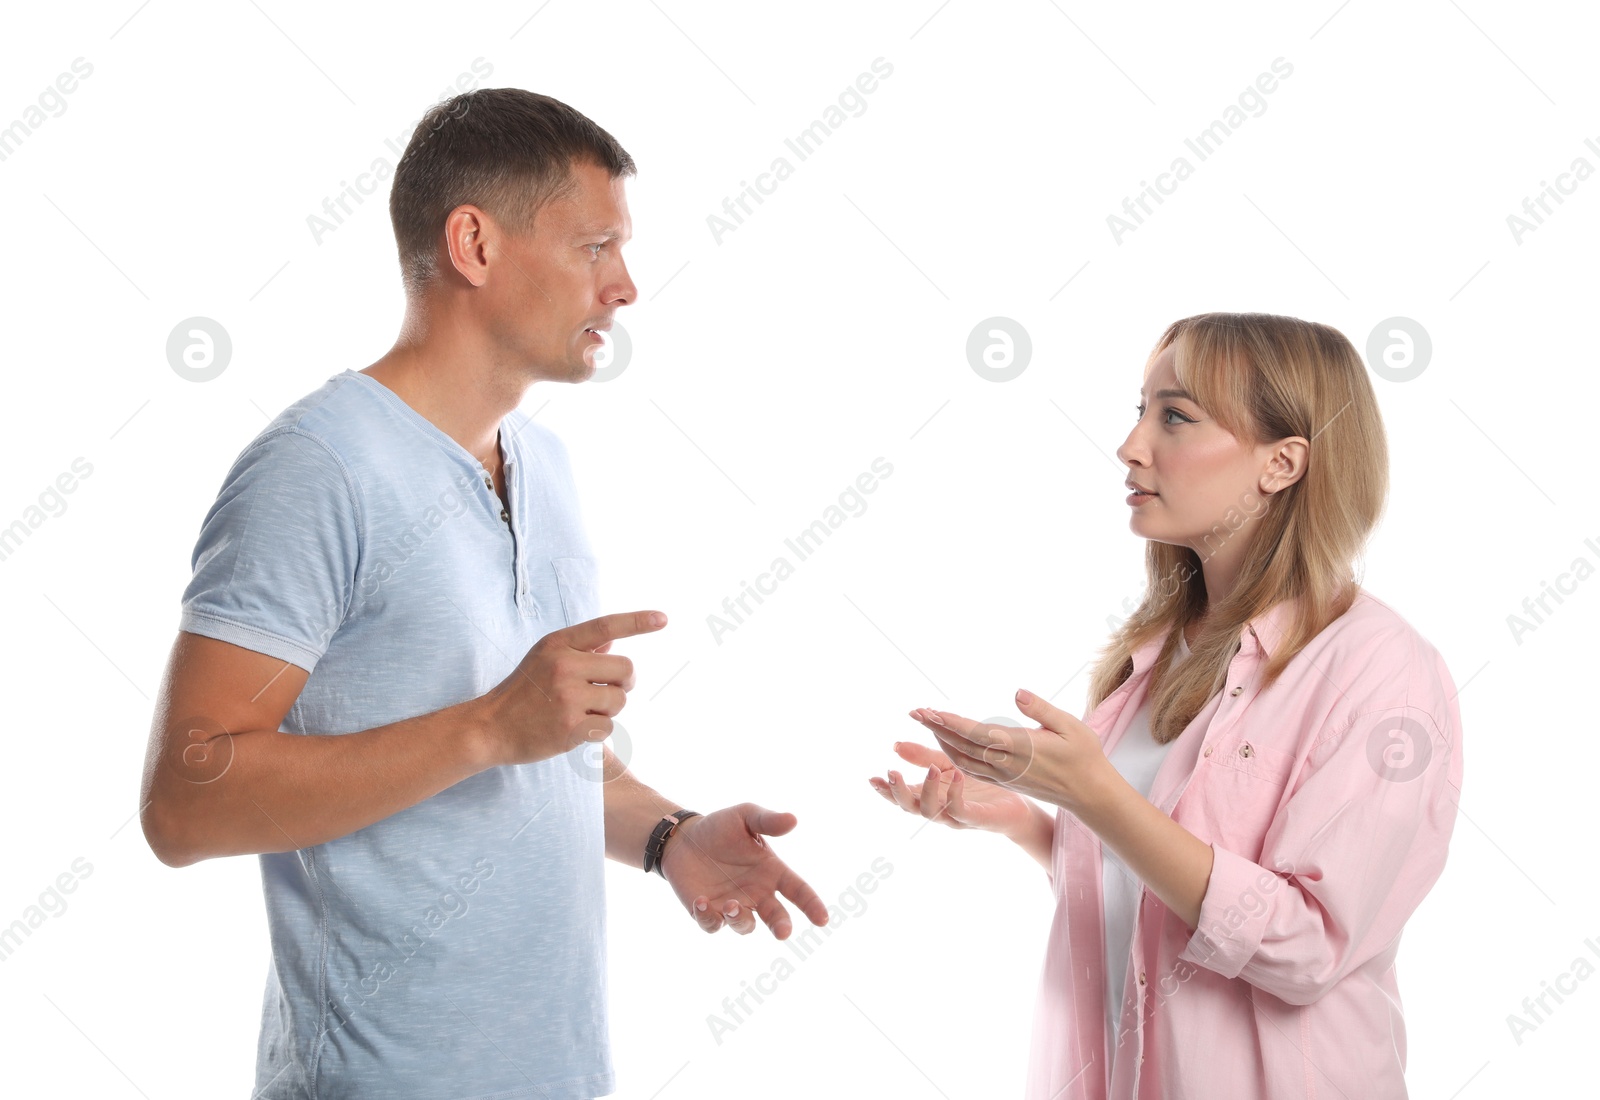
[1140, 387, 1195, 400]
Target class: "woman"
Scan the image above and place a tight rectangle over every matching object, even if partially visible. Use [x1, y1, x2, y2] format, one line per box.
[869, 312, 1462, 1099]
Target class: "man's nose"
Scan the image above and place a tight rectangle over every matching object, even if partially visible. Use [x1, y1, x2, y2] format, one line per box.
[611, 260, 637, 306]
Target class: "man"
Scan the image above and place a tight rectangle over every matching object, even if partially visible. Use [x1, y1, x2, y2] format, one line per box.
[140, 88, 829, 1100]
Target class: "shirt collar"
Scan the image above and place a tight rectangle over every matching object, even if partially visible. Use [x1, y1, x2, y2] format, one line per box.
[1126, 595, 1300, 677]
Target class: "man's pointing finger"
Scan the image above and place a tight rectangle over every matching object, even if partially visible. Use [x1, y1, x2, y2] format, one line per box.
[561, 610, 667, 652]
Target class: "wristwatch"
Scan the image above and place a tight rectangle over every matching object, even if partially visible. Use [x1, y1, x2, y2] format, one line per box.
[643, 809, 700, 876]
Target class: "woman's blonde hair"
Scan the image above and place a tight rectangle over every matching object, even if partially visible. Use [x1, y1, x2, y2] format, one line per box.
[1086, 312, 1389, 743]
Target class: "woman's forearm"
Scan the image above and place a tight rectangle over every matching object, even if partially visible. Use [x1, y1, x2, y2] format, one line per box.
[1077, 777, 1214, 930]
[1006, 799, 1056, 878]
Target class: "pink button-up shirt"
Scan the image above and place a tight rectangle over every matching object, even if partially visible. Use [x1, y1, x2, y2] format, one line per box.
[1025, 588, 1463, 1099]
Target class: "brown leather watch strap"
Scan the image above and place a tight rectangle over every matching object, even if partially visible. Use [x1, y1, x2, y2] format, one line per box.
[644, 810, 700, 876]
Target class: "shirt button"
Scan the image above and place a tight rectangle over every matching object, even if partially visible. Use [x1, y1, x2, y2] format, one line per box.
[1230, 686, 1243, 696]
[1203, 745, 1212, 757]
[500, 508, 510, 523]
[484, 477, 493, 490]
[1240, 743, 1254, 758]
[1138, 970, 1146, 985]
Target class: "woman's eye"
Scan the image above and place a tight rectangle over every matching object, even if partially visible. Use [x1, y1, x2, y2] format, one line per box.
[1134, 403, 1188, 425]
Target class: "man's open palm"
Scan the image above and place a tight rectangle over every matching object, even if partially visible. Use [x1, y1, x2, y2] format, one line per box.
[658, 804, 830, 940]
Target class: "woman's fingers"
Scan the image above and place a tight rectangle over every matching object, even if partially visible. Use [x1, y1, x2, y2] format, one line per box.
[943, 768, 974, 823]
[869, 763, 979, 831]
[868, 776, 904, 812]
[919, 765, 953, 821]
[884, 770, 922, 814]
[894, 734, 955, 771]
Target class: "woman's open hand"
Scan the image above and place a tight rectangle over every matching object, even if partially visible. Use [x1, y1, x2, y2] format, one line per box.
[868, 719, 1034, 838]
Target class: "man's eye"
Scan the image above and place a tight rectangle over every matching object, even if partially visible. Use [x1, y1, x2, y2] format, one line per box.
[587, 243, 604, 257]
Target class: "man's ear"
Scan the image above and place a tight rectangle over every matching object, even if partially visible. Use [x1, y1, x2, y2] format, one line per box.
[442, 204, 493, 288]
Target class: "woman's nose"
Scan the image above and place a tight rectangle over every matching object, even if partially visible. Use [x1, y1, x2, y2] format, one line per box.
[1116, 429, 1144, 469]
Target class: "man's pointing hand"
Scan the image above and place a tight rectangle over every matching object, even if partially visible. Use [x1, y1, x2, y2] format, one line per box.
[476, 610, 667, 768]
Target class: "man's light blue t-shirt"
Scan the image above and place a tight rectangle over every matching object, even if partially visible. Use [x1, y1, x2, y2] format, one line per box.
[179, 369, 613, 1100]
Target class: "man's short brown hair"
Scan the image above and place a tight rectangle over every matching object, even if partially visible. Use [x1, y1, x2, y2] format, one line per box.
[388, 88, 635, 295]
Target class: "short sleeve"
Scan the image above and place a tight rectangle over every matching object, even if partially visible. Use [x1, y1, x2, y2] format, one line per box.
[179, 428, 362, 672]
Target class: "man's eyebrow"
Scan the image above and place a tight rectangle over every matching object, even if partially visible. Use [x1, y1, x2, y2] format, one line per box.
[1139, 387, 1195, 400]
[577, 225, 627, 239]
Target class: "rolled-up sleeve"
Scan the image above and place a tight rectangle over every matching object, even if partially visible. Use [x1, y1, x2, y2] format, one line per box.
[179, 427, 362, 672]
[1177, 695, 1461, 1006]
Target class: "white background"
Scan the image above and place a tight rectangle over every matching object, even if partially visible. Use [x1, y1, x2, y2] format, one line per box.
[1, 0, 1595, 1096]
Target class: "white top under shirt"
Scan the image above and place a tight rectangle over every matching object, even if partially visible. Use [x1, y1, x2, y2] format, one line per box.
[1102, 630, 1208, 1065]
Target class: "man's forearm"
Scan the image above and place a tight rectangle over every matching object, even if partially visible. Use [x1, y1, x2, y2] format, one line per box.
[598, 746, 684, 870]
[143, 695, 495, 866]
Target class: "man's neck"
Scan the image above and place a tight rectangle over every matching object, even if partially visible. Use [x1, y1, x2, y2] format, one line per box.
[360, 345, 528, 474]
